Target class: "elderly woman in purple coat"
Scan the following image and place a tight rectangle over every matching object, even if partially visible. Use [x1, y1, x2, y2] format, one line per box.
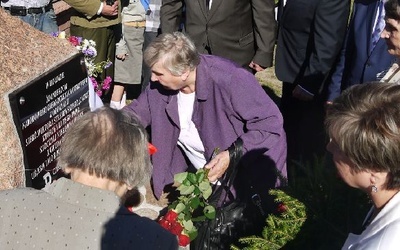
[124, 32, 287, 210]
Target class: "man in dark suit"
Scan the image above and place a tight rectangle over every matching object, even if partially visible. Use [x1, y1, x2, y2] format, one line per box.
[160, 0, 276, 72]
[327, 0, 396, 103]
[275, 0, 350, 171]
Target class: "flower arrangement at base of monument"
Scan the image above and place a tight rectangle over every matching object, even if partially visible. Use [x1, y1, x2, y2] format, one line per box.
[52, 31, 112, 97]
[158, 168, 216, 247]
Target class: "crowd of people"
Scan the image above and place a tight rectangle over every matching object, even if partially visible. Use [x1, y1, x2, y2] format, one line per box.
[2, 0, 400, 249]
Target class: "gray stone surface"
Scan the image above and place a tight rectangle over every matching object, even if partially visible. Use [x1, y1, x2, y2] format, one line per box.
[0, 9, 77, 190]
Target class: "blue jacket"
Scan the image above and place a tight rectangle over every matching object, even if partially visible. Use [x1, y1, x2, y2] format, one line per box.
[124, 55, 287, 198]
[327, 0, 396, 101]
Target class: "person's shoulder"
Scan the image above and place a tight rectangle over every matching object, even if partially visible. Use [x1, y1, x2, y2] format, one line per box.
[0, 187, 49, 208]
[0, 187, 44, 197]
[107, 207, 176, 237]
[102, 208, 178, 248]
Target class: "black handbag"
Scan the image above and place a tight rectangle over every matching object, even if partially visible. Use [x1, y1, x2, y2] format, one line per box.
[191, 139, 266, 250]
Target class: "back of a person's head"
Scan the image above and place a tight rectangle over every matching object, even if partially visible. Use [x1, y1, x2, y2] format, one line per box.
[143, 31, 200, 76]
[58, 107, 151, 188]
[326, 82, 400, 189]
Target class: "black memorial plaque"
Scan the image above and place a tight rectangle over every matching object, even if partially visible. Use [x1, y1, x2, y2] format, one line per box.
[9, 54, 89, 189]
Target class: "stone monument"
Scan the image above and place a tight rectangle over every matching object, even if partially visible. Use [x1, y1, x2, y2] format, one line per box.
[0, 9, 87, 190]
[0, 8, 164, 220]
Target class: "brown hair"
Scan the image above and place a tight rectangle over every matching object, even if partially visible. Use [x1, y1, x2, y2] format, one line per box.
[326, 82, 400, 189]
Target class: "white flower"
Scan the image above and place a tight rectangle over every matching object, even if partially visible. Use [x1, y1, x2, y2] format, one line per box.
[58, 31, 66, 39]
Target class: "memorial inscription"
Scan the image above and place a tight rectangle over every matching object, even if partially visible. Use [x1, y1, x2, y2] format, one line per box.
[9, 54, 89, 189]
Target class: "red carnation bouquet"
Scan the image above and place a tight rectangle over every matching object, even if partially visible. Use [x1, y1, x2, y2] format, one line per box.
[158, 168, 216, 247]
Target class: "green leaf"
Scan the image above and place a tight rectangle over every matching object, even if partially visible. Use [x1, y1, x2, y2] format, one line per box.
[190, 197, 201, 209]
[182, 219, 194, 232]
[187, 172, 198, 183]
[204, 205, 216, 219]
[180, 186, 194, 195]
[193, 186, 201, 195]
[175, 202, 186, 213]
[178, 213, 185, 221]
[174, 172, 188, 184]
[187, 229, 198, 241]
[199, 181, 212, 199]
[182, 179, 191, 186]
[197, 168, 206, 180]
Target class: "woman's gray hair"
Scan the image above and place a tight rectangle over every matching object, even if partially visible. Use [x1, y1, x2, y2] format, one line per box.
[58, 107, 152, 188]
[325, 82, 400, 189]
[144, 32, 200, 76]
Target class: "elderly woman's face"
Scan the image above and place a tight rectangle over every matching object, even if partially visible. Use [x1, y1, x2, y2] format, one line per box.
[326, 138, 371, 190]
[381, 18, 400, 57]
[150, 60, 187, 91]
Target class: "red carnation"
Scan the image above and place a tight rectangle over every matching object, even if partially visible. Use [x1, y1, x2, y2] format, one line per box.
[148, 143, 158, 155]
[158, 218, 171, 230]
[68, 36, 80, 46]
[164, 210, 178, 222]
[170, 221, 183, 235]
[178, 234, 190, 246]
[277, 203, 287, 213]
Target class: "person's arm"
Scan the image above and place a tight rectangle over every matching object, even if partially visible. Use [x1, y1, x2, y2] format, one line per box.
[116, 38, 128, 60]
[327, 4, 356, 103]
[205, 70, 285, 181]
[63, 0, 118, 18]
[160, 0, 184, 33]
[297, 0, 350, 96]
[249, 0, 276, 70]
[123, 88, 152, 127]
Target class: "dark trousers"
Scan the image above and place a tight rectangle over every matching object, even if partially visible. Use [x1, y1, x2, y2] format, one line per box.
[280, 82, 328, 178]
[70, 24, 116, 102]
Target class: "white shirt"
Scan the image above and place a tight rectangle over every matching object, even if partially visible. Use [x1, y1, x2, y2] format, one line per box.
[177, 91, 207, 169]
[342, 191, 400, 250]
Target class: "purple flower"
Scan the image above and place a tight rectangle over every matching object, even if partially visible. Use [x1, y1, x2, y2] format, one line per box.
[77, 36, 83, 45]
[102, 76, 112, 90]
[104, 61, 113, 69]
[96, 90, 103, 97]
[90, 77, 98, 89]
[82, 48, 96, 57]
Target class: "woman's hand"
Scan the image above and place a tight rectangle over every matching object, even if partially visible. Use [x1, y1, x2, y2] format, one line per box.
[204, 150, 230, 182]
[116, 53, 127, 60]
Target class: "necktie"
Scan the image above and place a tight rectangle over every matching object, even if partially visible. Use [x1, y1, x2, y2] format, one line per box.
[371, 1, 385, 53]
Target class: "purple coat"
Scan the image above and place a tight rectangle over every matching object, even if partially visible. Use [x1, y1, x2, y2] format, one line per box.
[124, 55, 287, 198]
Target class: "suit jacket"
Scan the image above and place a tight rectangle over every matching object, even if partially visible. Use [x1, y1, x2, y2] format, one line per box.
[64, 0, 121, 28]
[327, 0, 396, 101]
[160, 0, 276, 68]
[0, 178, 178, 249]
[342, 192, 400, 250]
[275, 0, 350, 95]
[124, 55, 287, 198]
